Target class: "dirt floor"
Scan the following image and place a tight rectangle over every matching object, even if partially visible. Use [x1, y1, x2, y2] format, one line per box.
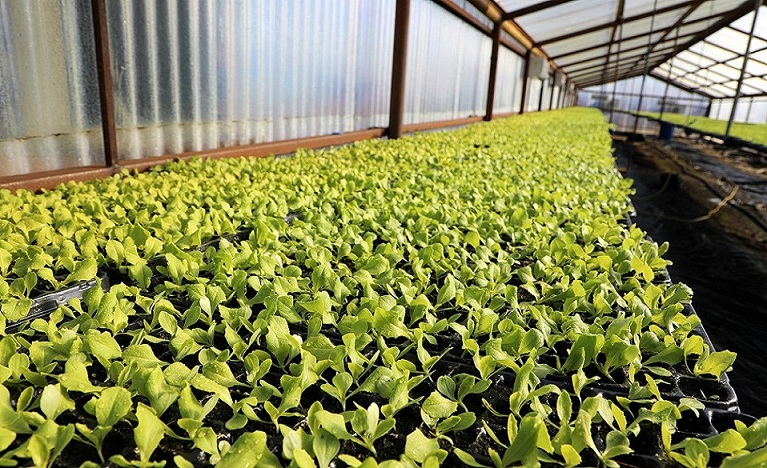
[614, 134, 767, 417]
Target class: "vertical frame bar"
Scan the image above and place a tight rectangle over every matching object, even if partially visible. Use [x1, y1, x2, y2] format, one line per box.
[537, 78, 545, 111]
[726, 0, 760, 140]
[548, 75, 556, 110]
[91, 0, 118, 166]
[520, 50, 531, 114]
[387, 0, 411, 139]
[484, 20, 502, 121]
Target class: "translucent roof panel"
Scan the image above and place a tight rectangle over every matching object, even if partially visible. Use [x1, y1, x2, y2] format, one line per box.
[543, 29, 614, 57]
[742, 77, 767, 94]
[485, 1, 767, 97]
[513, 0, 616, 43]
[648, 4, 767, 98]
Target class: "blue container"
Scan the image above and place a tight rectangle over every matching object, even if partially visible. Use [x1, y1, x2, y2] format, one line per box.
[659, 122, 675, 141]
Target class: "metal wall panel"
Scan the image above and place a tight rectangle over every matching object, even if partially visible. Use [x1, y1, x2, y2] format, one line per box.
[0, 0, 103, 177]
[404, 0, 491, 124]
[106, 0, 395, 160]
[495, 47, 524, 114]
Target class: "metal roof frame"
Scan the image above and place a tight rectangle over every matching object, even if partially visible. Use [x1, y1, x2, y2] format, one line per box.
[465, 0, 767, 99]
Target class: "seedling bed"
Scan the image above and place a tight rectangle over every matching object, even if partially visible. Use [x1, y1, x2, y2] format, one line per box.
[2, 109, 766, 467]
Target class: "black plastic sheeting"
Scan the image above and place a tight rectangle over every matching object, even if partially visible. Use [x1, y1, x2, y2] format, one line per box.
[615, 140, 767, 417]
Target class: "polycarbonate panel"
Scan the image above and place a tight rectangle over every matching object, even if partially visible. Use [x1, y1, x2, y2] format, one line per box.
[742, 77, 767, 94]
[0, 0, 103, 177]
[710, 28, 767, 53]
[730, 5, 767, 34]
[515, 0, 615, 43]
[672, 21, 713, 39]
[708, 63, 744, 81]
[106, 0, 395, 160]
[494, 47, 524, 114]
[717, 100, 734, 119]
[404, 0, 490, 124]
[495, 0, 541, 13]
[675, 50, 717, 68]
[617, 33, 667, 54]
[744, 59, 767, 77]
[684, 0, 743, 23]
[623, 0, 691, 19]
[556, 47, 610, 66]
[709, 83, 739, 96]
[689, 41, 737, 63]
[621, 8, 688, 37]
[747, 97, 767, 123]
[453, 0, 494, 29]
[544, 29, 613, 57]
[501, 31, 526, 53]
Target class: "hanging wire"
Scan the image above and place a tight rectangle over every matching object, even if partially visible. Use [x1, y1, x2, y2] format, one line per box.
[632, 0, 659, 135]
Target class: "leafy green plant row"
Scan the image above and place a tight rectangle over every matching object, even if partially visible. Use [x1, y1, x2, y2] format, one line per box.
[637, 112, 767, 146]
[1, 108, 762, 467]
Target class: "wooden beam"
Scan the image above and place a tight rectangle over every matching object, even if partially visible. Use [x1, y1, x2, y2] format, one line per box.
[520, 51, 531, 114]
[485, 20, 502, 121]
[502, 0, 576, 20]
[387, 0, 411, 139]
[91, 0, 118, 166]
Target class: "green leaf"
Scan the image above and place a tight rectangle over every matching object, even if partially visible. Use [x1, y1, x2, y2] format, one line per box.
[721, 445, 767, 468]
[405, 429, 440, 463]
[217, 431, 269, 468]
[421, 391, 458, 420]
[436, 275, 456, 307]
[66, 258, 97, 283]
[313, 428, 340, 468]
[0, 426, 15, 452]
[96, 387, 132, 428]
[502, 415, 540, 465]
[694, 350, 737, 379]
[134, 403, 166, 462]
[704, 429, 747, 453]
[40, 384, 75, 420]
[299, 291, 334, 323]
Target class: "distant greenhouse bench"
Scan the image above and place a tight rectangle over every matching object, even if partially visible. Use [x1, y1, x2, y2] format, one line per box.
[0, 108, 764, 467]
[636, 111, 767, 152]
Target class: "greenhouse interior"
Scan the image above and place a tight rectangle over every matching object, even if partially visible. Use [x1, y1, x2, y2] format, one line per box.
[2, 0, 767, 466]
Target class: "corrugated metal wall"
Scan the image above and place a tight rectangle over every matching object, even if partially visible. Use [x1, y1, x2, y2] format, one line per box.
[404, 0, 490, 124]
[494, 47, 524, 114]
[106, 0, 395, 160]
[0, 0, 103, 177]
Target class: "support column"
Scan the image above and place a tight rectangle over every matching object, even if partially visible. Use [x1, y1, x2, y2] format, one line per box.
[548, 75, 556, 110]
[484, 20, 502, 121]
[726, 0, 761, 140]
[519, 50, 531, 114]
[91, 0, 118, 166]
[387, 0, 411, 139]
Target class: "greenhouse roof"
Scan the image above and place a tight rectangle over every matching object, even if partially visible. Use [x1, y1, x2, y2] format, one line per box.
[489, 0, 767, 98]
